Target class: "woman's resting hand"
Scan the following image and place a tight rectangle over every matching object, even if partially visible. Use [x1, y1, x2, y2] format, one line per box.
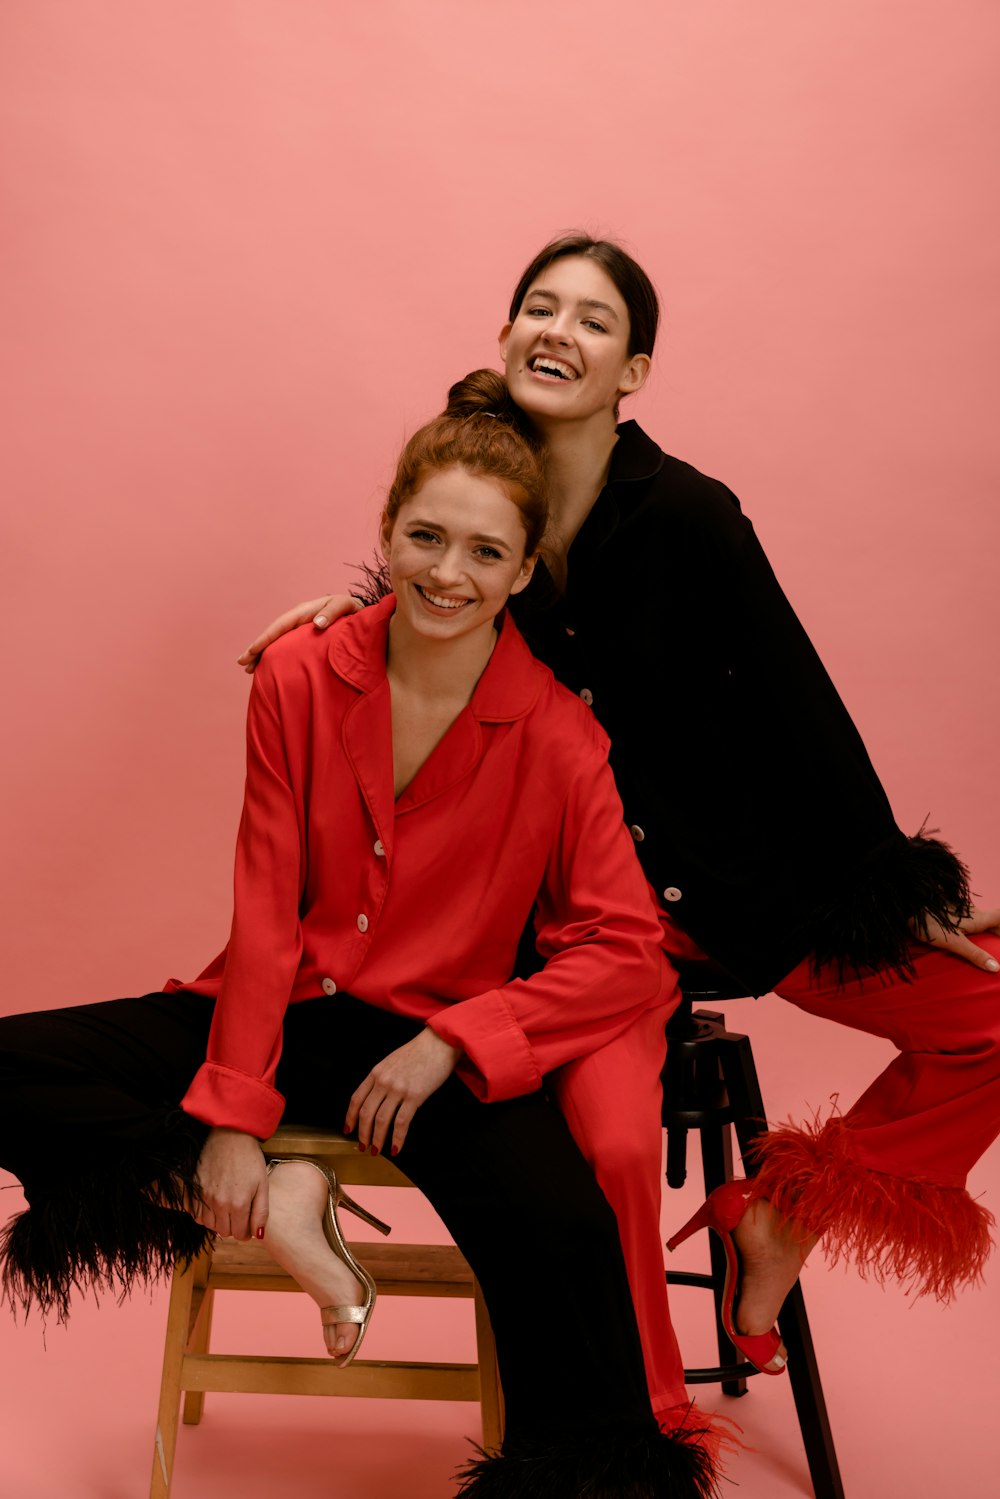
[237, 594, 360, 674]
[192, 1126, 269, 1239]
[345, 1028, 462, 1157]
[911, 904, 1000, 972]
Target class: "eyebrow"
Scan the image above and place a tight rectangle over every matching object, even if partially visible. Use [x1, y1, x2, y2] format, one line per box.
[406, 519, 513, 552]
[526, 288, 620, 321]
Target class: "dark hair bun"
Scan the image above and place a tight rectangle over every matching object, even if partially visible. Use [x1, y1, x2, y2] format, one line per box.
[445, 369, 519, 423]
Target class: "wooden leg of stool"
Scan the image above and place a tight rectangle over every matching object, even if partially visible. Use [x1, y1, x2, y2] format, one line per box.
[472, 1278, 504, 1452]
[181, 1270, 215, 1425]
[149, 1242, 212, 1499]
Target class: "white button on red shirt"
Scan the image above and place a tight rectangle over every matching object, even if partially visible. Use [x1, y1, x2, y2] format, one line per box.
[357, 913, 369, 933]
[374, 839, 385, 857]
[321, 977, 337, 995]
[663, 886, 683, 903]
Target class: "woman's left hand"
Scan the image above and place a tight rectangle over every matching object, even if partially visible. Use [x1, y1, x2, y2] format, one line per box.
[912, 905, 1000, 972]
[345, 1029, 461, 1156]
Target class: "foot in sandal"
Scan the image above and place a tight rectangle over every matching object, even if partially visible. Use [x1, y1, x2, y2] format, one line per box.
[262, 1157, 383, 1363]
[731, 1195, 818, 1342]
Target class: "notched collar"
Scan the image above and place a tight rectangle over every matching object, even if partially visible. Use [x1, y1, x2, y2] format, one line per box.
[327, 593, 546, 724]
[608, 420, 667, 486]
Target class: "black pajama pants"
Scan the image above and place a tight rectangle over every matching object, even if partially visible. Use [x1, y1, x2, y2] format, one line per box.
[0, 989, 654, 1444]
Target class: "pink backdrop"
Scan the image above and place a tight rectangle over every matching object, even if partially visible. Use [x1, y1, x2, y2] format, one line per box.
[2, 4, 998, 1496]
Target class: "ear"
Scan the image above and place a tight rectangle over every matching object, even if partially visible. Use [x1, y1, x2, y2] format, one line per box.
[617, 352, 651, 398]
[498, 321, 513, 364]
[379, 519, 393, 558]
[508, 552, 537, 597]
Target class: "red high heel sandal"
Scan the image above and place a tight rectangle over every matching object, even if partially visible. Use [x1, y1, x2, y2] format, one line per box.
[666, 1179, 787, 1376]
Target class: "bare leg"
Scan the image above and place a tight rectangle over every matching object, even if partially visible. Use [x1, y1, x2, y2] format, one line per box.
[262, 1160, 365, 1358]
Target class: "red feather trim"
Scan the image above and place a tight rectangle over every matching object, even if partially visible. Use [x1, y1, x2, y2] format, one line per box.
[747, 1112, 995, 1302]
[660, 1402, 748, 1471]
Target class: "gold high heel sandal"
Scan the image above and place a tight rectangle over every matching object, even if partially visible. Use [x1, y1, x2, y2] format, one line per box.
[266, 1155, 392, 1368]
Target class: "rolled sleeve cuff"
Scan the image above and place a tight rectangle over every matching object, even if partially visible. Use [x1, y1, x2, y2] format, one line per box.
[181, 1062, 285, 1139]
[429, 991, 542, 1102]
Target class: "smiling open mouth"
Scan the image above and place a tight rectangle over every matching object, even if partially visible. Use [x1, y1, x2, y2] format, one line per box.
[415, 585, 472, 611]
[530, 356, 577, 381]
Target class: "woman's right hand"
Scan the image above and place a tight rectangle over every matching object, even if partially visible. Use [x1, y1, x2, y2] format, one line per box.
[237, 594, 361, 674]
[192, 1126, 270, 1239]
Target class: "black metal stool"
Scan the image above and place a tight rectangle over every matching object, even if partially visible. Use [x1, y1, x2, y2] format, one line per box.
[663, 968, 845, 1499]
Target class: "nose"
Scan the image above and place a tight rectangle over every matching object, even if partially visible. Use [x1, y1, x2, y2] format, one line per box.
[541, 313, 573, 347]
[429, 545, 466, 586]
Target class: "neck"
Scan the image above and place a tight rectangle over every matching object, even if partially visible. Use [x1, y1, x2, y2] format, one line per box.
[531, 411, 618, 557]
[386, 612, 498, 703]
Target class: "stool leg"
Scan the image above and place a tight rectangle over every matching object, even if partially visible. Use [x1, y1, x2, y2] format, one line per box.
[696, 1057, 748, 1399]
[719, 1034, 846, 1499]
[663, 1044, 697, 1189]
[473, 1278, 504, 1452]
[778, 1286, 846, 1499]
[182, 1273, 215, 1425]
[150, 1243, 212, 1499]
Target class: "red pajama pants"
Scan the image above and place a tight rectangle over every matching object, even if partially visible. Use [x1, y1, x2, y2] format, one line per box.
[552, 931, 1000, 1427]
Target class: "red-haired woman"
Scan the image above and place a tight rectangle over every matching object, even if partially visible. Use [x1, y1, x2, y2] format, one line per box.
[247, 235, 1000, 1432]
[0, 374, 719, 1499]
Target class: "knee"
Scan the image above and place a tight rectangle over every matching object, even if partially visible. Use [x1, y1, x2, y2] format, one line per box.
[576, 1118, 663, 1188]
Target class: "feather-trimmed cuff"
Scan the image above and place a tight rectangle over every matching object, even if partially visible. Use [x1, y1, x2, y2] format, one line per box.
[808, 827, 972, 983]
[748, 1112, 994, 1301]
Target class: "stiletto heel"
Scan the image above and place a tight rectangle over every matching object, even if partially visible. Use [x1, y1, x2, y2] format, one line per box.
[337, 1188, 391, 1238]
[666, 1179, 788, 1377]
[266, 1155, 391, 1368]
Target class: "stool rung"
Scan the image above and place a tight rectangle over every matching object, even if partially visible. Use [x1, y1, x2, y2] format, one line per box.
[180, 1352, 482, 1402]
[684, 1361, 759, 1385]
[664, 1269, 715, 1290]
[208, 1238, 474, 1293]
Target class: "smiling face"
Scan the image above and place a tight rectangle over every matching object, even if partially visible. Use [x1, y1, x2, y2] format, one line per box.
[382, 465, 536, 646]
[499, 255, 650, 429]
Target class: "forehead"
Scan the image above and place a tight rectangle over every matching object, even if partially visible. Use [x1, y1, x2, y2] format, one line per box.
[521, 255, 628, 324]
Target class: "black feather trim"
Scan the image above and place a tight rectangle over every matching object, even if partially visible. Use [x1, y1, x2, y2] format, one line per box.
[348, 554, 392, 606]
[1, 1111, 210, 1323]
[454, 1418, 720, 1499]
[808, 826, 973, 984]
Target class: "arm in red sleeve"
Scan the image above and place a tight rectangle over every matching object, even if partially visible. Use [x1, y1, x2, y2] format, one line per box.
[181, 659, 305, 1137]
[429, 733, 673, 1101]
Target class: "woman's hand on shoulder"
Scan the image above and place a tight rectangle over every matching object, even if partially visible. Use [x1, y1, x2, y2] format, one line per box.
[911, 905, 1000, 973]
[344, 1029, 461, 1158]
[192, 1126, 269, 1239]
[237, 594, 361, 674]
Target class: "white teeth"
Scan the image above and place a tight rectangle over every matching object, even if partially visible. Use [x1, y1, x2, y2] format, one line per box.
[531, 356, 577, 380]
[419, 587, 468, 610]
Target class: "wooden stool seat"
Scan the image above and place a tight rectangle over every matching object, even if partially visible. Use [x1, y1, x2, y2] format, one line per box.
[150, 1125, 502, 1498]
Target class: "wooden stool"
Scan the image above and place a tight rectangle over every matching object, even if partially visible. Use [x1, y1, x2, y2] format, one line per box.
[150, 1124, 503, 1499]
[663, 971, 845, 1499]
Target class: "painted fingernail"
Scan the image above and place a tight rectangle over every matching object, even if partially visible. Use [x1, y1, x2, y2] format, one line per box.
[370, 1145, 379, 1157]
[256, 1226, 264, 1240]
[391, 1145, 399, 1157]
[357, 1143, 366, 1153]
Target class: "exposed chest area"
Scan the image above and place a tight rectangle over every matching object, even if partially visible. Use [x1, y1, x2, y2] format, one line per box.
[388, 681, 472, 799]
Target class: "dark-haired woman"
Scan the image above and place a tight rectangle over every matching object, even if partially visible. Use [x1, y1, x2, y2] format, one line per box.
[247, 235, 1000, 1428]
[0, 377, 721, 1499]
